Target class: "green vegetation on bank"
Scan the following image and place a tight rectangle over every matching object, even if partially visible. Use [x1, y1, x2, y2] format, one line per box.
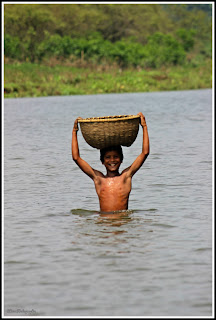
[4, 4, 212, 97]
[4, 59, 211, 98]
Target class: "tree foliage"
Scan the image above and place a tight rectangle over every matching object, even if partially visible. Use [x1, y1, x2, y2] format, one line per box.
[4, 3, 212, 67]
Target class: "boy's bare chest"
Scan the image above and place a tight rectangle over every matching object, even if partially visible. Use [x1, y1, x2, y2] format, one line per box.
[96, 176, 131, 195]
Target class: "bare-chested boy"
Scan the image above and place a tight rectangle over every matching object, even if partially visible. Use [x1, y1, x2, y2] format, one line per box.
[72, 112, 149, 212]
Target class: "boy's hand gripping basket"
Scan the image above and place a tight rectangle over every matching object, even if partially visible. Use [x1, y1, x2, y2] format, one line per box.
[78, 114, 140, 149]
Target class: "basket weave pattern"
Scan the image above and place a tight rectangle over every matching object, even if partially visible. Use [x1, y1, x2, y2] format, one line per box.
[78, 115, 140, 149]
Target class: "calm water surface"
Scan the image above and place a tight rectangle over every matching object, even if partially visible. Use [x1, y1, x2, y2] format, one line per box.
[4, 90, 213, 317]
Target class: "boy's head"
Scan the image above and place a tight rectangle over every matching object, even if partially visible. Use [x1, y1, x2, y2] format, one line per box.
[100, 145, 123, 164]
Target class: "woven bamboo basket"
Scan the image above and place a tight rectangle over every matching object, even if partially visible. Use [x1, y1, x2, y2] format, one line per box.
[78, 115, 140, 149]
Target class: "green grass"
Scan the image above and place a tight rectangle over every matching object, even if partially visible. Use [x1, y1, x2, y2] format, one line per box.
[4, 59, 212, 98]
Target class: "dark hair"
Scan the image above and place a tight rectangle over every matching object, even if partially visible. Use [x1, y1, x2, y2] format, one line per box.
[100, 145, 123, 163]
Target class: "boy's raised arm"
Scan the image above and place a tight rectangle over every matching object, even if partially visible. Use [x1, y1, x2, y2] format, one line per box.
[72, 118, 99, 180]
[72, 118, 82, 161]
[123, 112, 150, 177]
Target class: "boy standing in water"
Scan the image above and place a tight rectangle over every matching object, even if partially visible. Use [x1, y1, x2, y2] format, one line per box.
[72, 112, 149, 212]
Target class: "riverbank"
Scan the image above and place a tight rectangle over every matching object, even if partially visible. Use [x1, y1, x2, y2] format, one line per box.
[4, 59, 212, 98]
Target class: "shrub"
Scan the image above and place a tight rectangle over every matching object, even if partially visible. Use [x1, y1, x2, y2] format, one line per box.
[142, 32, 186, 68]
[4, 34, 22, 59]
[176, 28, 196, 51]
[5, 31, 189, 68]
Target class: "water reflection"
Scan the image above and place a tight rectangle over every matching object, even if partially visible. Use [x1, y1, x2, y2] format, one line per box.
[97, 209, 132, 220]
[95, 211, 133, 237]
[71, 208, 133, 238]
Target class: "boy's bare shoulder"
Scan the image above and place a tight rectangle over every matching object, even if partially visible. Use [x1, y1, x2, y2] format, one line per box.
[93, 169, 105, 178]
[121, 167, 131, 175]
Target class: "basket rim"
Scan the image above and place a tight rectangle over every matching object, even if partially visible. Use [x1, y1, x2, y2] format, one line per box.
[78, 114, 140, 123]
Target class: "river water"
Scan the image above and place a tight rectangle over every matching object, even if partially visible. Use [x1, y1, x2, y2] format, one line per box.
[3, 89, 213, 317]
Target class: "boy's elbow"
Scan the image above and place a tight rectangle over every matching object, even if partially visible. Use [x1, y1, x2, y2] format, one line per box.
[144, 147, 149, 157]
[146, 145, 150, 157]
[73, 157, 79, 164]
[144, 149, 149, 160]
[72, 153, 79, 162]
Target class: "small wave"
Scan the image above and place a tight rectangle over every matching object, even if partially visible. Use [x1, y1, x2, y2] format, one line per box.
[152, 223, 176, 228]
[70, 208, 134, 216]
[195, 247, 211, 252]
[70, 208, 98, 216]
[5, 260, 25, 264]
[134, 208, 158, 213]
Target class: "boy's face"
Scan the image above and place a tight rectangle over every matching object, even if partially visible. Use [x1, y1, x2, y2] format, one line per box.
[103, 150, 122, 172]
